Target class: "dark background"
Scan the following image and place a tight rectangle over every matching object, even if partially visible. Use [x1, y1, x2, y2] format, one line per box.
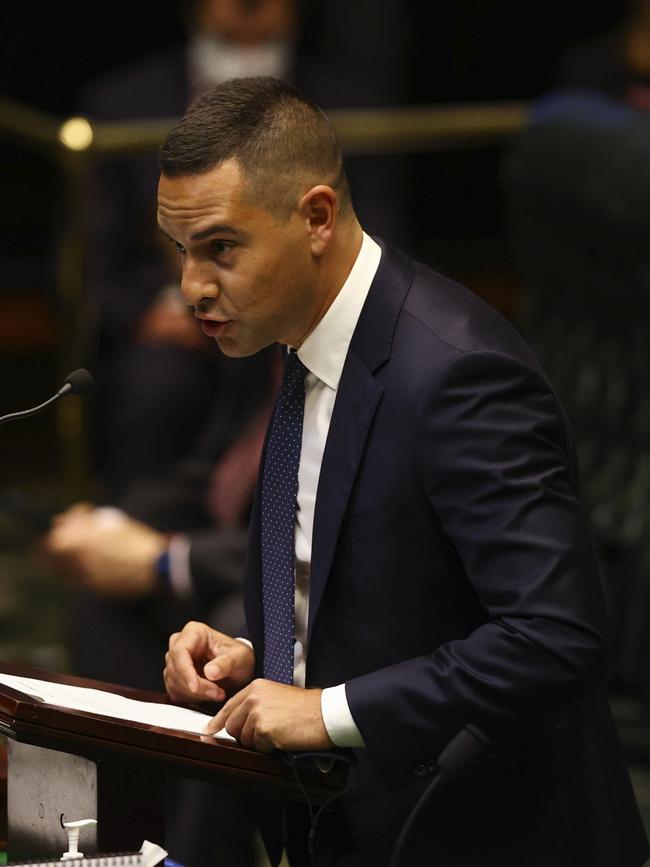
[0, 1, 628, 111]
[6, 4, 650, 834]
[0, 0, 631, 481]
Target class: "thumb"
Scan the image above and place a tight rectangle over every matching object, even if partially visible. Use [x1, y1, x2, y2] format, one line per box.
[61, 502, 95, 520]
[204, 644, 237, 681]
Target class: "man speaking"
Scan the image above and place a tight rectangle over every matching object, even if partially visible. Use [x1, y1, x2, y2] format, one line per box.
[159, 78, 648, 866]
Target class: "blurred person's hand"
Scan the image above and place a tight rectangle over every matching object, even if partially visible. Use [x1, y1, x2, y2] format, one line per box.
[41, 505, 166, 597]
[164, 621, 255, 704]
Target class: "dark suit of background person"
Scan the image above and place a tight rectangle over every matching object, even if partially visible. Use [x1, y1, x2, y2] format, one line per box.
[67, 348, 275, 692]
[556, 0, 650, 109]
[79, 4, 404, 499]
[62, 348, 275, 867]
[242, 240, 650, 866]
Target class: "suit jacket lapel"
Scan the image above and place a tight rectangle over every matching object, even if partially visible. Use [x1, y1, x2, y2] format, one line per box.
[307, 353, 383, 642]
[307, 241, 416, 643]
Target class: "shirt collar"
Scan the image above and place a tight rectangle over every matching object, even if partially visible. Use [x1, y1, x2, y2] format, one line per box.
[297, 232, 381, 390]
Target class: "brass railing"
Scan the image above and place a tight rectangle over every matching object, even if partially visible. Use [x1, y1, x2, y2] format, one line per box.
[0, 96, 528, 493]
[0, 97, 527, 155]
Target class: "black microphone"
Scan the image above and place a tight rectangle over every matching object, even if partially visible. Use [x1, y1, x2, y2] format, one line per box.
[56, 368, 94, 398]
[0, 369, 94, 426]
[388, 724, 490, 867]
[434, 723, 491, 781]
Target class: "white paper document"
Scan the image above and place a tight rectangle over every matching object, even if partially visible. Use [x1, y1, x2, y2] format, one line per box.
[0, 672, 235, 742]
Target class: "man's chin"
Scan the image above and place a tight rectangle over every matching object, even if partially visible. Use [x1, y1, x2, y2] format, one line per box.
[214, 334, 267, 358]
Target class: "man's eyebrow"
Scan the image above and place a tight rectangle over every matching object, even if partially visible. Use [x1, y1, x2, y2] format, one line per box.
[190, 223, 239, 242]
[157, 223, 239, 244]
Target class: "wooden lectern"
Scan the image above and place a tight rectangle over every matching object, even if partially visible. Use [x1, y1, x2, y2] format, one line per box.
[0, 661, 346, 862]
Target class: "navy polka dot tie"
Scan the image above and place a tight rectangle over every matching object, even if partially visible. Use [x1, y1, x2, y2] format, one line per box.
[261, 349, 307, 684]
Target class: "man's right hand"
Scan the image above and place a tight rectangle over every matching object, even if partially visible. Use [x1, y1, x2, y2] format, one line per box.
[164, 621, 255, 704]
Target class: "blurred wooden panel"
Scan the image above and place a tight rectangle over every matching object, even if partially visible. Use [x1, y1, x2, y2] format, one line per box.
[0, 298, 59, 352]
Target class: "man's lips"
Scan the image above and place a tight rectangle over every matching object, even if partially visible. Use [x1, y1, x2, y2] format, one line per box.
[198, 318, 232, 337]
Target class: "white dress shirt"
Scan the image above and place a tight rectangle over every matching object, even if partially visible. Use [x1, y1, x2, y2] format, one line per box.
[293, 232, 382, 748]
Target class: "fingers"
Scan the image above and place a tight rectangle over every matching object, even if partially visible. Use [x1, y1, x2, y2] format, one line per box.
[226, 701, 271, 752]
[202, 682, 332, 753]
[164, 622, 233, 703]
[203, 689, 268, 750]
[165, 624, 208, 701]
[203, 689, 245, 736]
[44, 510, 94, 555]
[164, 644, 199, 701]
[203, 682, 273, 752]
[40, 517, 90, 581]
[203, 641, 240, 681]
[164, 664, 226, 703]
[50, 502, 94, 527]
[205, 638, 255, 691]
[240, 711, 266, 751]
[165, 649, 225, 703]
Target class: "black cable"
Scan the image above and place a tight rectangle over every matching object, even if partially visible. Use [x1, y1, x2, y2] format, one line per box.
[387, 772, 444, 867]
[308, 771, 358, 863]
[286, 725, 488, 867]
[388, 724, 490, 867]
[285, 751, 358, 867]
[288, 756, 316, 866]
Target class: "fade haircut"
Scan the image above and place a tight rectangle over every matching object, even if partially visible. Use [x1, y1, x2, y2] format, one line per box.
[159, 76, 352, 220]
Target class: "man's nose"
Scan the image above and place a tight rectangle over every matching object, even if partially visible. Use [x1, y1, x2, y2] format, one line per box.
[179, 259, 219, 307]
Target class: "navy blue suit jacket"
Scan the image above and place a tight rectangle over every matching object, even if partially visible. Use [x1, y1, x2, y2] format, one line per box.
[244, 242, 649, 865]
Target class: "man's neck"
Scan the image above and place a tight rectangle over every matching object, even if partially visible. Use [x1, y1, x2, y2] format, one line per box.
[294, 220, 364, 348]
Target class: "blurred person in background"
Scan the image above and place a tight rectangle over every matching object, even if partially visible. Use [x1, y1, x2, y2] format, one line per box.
[41, 347, 278, 867]
[557, 0, 650, 109]
[82, 0, 405, 500]
[42, 349, 276, 690]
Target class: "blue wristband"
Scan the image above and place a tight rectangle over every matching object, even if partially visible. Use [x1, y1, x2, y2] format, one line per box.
[155, 549, 171, 586]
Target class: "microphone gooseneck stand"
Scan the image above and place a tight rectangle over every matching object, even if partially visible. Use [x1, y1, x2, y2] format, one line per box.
[387, 724, 490, 867]
[0, 368, 94, 426]
[286, 724, 489, 867]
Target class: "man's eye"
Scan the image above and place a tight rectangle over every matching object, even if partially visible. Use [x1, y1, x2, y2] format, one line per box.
[212, 241, 234, 258]
[174, 242, 186, 255]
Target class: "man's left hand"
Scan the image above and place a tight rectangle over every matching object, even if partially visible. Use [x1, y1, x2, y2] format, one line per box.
[203, 679, 333, 753]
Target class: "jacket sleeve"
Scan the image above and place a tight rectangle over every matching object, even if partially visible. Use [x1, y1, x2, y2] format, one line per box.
[345, 349, 609, 783]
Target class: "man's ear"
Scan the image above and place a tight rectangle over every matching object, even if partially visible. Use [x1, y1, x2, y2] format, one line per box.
[298, 185, 337, 255]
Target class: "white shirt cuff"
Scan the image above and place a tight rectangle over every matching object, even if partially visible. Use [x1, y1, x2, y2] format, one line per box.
[168, 534, 192, 599]
[321, 683, 365, 748]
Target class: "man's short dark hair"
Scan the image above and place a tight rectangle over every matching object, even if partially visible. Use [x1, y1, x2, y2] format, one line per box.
[159, 76, 352, 220]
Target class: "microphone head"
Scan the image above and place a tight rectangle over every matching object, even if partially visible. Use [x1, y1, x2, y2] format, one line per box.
[436, 724, 490, 781]
[62, 368, 94, 396]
